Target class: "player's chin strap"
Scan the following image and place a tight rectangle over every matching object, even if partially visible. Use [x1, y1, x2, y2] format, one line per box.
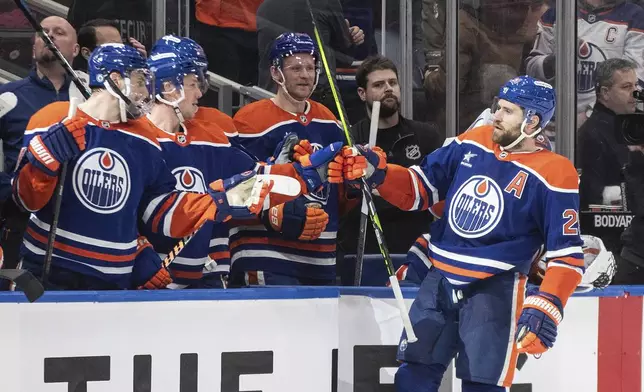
[104, 76, 152, 122]
[156, 86, 186, 125]
[500, 109, 544, 151]
[272, 66, 320, 105]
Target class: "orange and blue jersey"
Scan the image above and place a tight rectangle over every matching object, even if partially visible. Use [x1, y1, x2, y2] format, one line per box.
[232, 99, 349, 280]
[14, 104, 219, 289]
[140, 117, 257, 287]
[378, 125, 584, 304]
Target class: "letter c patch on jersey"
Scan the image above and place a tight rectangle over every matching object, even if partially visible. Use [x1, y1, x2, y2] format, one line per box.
[505, 170, 529, 199]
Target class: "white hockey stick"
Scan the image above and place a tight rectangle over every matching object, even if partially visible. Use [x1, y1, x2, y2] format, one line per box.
[256, 174, 301, 197]
[0, 92, 18, 119]
[355, 100, 380, 286]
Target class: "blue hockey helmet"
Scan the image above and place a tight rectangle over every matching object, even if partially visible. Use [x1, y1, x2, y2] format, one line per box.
[148, 47, 206, 100]
[88, 43, 149, 89]
[151, 35, 208, 73]
[497, 75, 556, 129]
[269, 32, 319, 68]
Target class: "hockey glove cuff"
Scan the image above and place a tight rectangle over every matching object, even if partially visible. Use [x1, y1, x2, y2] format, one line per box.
[26, 118, 87, 176]
[263, 199, 329, 241]
[516, 291, 563, 354]
[208, 171, 273, 223]
[293, 141, 344, 192]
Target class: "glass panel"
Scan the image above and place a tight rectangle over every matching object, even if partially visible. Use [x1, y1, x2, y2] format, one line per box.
[456, 0, 548, 134]
[575, 0, 644, 264]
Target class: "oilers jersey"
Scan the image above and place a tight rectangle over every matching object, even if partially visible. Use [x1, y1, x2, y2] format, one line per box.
[526, 2, 644, 113]
[141, 117, 258, 287]
[14, 105, 220, 289]
[232, 99, 349, 280]
[378, 125, 584, 300]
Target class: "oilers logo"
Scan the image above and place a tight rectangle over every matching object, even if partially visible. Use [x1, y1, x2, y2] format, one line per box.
[72, 148, 131, 214]
[172, 166, 207, 193]
[577, 40, 607, 93]
[448, 176, 504, 239]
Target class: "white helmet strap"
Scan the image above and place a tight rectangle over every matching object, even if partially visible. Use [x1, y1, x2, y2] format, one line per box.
[500, 109, 543, 151]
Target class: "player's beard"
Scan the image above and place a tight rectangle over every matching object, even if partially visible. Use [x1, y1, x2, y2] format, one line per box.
[35, 48, 57, 65]
[492, 121, 522, 148]
[372, 93, 399, 118]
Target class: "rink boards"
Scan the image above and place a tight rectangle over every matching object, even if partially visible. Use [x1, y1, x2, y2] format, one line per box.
[0, 286, 638, 392]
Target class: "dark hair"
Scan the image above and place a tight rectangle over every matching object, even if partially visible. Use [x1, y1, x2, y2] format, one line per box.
[78, 19, 121, 52]
[355, 55, 399, 90]
[595, 58, 637, 94]
[73, 19, 121, 72]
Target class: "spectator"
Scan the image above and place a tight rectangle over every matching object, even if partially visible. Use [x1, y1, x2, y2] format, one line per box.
[73, 19, 147, 74]
[338, 55, 442, 261]
[0, 16, 79, 288]
[66, 0, 152, 48]
[525, 0, 644, 128]
[256, 0, 365, 112]
[612, 143, 644, 284]
[578, 58, 637, 209]
[423, 0, 545, 131]
[194, 0, 264, 86]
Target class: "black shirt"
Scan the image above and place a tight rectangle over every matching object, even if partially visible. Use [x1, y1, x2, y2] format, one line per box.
[338, 114, 443, 256]
[578, 101, 630, 209]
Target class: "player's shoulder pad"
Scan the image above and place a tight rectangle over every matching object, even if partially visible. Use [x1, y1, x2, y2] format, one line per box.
[234, 99, 294, 136]
[456, 125, 496, 151]
[26, 101, 70, 130]
[195, 106, 236, 132]
[308, 100, 338, 122]
[522, 151, 579, 193]
[115, 117, 162, 150]
[187, 120, 231, 145]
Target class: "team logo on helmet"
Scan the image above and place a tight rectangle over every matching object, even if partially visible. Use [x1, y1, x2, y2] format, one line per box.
[577, 40, 607, 93]
[448, 176, 504, 238]
[172, 166, 207, 193]
[72, 148, 131, 214]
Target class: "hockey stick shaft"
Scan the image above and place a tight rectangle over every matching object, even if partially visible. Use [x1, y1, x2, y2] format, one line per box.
[13, 0, 90, 99]
[354, 100, 380, 286]
[304, 0, 417, 342]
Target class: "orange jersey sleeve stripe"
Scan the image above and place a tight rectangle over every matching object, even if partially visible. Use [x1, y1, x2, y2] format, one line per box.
[430, 257, 494, 280]
[378, 164, 429, 211]
[540, 263, 582, 307]
[152, 193, 179, 233]
[230, 237, 336, 253]
[171, 270, 204, 280]
[167, 193, 216, 238]
[501, 275, 527, 387]
[209, 251, 231, 260]
[16, 164, 58, 211]
[416, 235, 429, 250]
[26, 228, 136, 262]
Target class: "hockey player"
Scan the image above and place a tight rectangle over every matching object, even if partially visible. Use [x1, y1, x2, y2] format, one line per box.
[231, 32, 356, 286]
[12, 43, 339, 290]
[342, 76, 584, 391]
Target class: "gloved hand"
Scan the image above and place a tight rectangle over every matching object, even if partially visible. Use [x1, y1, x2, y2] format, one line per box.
[208, 171, 274, 223]
[293, 141, 344, 192]
[27, 117, 88, 176]
[271, 133, 314, 164]
[342, 145, 387, 189]
[132, 236, 173, 290]
[263, 199, 329, 241]
[516, 291, 563, 354]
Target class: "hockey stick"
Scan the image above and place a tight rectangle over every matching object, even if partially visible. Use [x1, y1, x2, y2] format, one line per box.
[304, 0, 417, 342]
[13, 0, 91, 286]
[354, 100, 380, 286]
[161, 174, 302, 269]
[0, 269, 44, 302]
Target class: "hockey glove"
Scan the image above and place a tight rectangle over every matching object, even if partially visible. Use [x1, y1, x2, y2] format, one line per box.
[208, 171, 274, 223]
[342, 145, 387, 189]
[263, 199, 329, 241]
[271, 133, 300, 164]
[27, 117, 87, 176]
[132, 236, 173, 290]
[516, 291, 563, 354]
[293, 141, 344, 192]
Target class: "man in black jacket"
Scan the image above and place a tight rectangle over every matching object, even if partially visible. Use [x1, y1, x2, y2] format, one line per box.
[338, 55, 443, 262]
[578, 58, 638, 210]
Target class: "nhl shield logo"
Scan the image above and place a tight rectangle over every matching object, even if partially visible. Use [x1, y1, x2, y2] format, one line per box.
[448, 175, 504, 239]
[300, 114, 308, 124]
[177, 134, 187, 144]
[405, 144, 421, 160]
[72, 148, 131, 214]
[172, 166, 207, 193]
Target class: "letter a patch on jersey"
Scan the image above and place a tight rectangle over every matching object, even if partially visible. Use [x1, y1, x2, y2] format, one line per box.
[505, 170, 529, 199]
